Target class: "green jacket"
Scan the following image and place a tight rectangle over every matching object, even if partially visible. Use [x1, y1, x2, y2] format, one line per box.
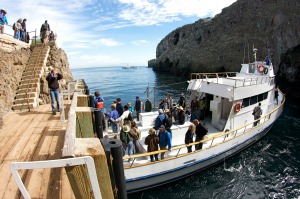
[120, 130, 132, 143]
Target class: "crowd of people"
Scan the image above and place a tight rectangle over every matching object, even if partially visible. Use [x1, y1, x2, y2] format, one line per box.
[0, 9, 56, 44]
[94, 91, 210, 162]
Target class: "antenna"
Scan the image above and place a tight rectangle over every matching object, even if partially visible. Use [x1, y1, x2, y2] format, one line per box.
[253, 46, 258, 66]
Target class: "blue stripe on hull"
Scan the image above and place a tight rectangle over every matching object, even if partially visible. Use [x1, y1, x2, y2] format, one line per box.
[127, 124, 273, 193]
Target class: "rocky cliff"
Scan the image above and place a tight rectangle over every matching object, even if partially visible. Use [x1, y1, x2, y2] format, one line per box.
[150, 0, 300, 97]
[0, 37, 73, 127]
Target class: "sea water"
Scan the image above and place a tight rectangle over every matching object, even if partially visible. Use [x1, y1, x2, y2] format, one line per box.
[72, 67, 300, 199]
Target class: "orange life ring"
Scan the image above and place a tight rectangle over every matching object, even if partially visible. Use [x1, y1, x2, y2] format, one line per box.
[258, 65, 265, 74]
[234, 103, 241, 113]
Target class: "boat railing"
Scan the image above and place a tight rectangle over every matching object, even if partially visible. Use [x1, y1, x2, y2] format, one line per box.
[123, 91, 285, 168]
[190, 72, 238, 80]
[190, 72, 274, 88]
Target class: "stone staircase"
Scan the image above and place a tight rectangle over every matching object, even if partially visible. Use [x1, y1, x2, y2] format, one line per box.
[12, 45, 50, 111]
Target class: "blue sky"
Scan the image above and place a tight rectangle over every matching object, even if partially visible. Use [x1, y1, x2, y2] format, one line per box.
[2, 0, 236, 68]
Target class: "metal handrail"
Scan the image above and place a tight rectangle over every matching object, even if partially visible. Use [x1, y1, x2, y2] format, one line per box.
[3, 24, 37, 44]
[123, 91, 286, 167]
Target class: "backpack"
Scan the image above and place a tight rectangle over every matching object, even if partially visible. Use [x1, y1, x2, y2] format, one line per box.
[12, 23, 16, 30]
[41, 23, 47, 31]
[163, 115, 172, 129]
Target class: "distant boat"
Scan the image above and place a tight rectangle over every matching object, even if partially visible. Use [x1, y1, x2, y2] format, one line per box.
[121, 65, 137, 69]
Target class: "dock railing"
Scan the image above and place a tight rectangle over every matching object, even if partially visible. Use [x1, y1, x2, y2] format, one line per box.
[123, 91, 285, 168]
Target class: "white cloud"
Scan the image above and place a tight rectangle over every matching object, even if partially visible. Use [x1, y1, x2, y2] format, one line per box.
[78, 54, 121, 66]
[131, 40, 150, 46]
[94, 38, 123, 47]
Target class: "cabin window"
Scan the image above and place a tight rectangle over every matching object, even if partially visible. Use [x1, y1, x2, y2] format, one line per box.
[241, 91, 269, 109]
[250, 96, 257, 105]
[242, 97, 250, 107]
[263, 92, 268, 100]
[258, 93, 264, 102]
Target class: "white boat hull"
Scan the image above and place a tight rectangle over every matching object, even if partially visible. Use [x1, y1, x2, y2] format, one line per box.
[125, 106, 282, 193]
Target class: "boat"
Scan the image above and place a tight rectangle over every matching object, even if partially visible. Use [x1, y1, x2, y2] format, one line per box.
[111, 48, 285, 193]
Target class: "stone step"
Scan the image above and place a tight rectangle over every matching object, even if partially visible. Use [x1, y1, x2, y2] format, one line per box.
[23, 68, 43, 75]
[29, 55, 47, 60]
[28, 58, 46, 63]
[16, 87, 38, 94]
[18, 83, 38, 89]
[15, 92, 37, 99]
[14, 97, 36, 104]
[12, 103, 35, 111]
[19, 78, 39, 85]
[22, 70, 42, 77]
[26, 62, 44, 66]
[21, 73, 41, 80]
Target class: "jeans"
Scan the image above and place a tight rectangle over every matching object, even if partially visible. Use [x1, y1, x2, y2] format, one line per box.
[200, 108, 206, 120]
[112, 123, 118, 133]
[50, 89, 60, 113]
[122, 141, 133, 156]
[253, 116, 260, 126]
[191, 109, 199, 121]
[20, 31, 26, 41]
[14, 30, 20, 40]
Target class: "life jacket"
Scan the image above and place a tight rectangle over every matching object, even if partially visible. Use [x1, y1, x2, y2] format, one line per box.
[96, 97, 104, 109]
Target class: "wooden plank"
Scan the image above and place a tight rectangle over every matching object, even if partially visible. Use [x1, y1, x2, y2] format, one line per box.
[77, 96, 88, 107]
[67, 138, 114, 199]
[76, 110, 94, 138]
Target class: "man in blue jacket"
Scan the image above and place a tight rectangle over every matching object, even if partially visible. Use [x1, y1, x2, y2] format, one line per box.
[158, 125, 172, 160]
[46, 68, 63, 115]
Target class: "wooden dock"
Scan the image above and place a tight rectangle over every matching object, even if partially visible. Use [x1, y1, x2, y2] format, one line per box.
[0, 104, 75, 199]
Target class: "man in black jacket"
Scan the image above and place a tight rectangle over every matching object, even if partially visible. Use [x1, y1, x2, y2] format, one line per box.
[46, 68, 63, 115]
[193, 119, 208, 150]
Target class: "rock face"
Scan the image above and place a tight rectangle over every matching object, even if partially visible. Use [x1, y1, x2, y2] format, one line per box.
[40, 46, 73, 104]
[150, 0, 300, 97]
[0, 48, 30, 115]
[0, 41, 73, 127]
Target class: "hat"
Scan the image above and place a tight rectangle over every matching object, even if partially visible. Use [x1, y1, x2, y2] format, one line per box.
[123, 125, 130, 133]
[178, 106, 183, 111]
[136, 96, 139, 99]
[158, 109, 164, 114]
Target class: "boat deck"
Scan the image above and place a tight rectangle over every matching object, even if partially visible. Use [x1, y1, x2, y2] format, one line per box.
[0, 104, 74, 199]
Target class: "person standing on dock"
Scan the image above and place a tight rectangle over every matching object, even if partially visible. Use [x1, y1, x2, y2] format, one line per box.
[94, 91, 104, 113]
[46, 68, 63, 115]
[134, 96, 142, 121]
[193, 119, 208, 150]
[106, 104, 119, 133]
[252, 103, 262, 126]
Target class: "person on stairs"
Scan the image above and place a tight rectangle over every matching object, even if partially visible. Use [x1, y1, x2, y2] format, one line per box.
[46, 68, 63, 115]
